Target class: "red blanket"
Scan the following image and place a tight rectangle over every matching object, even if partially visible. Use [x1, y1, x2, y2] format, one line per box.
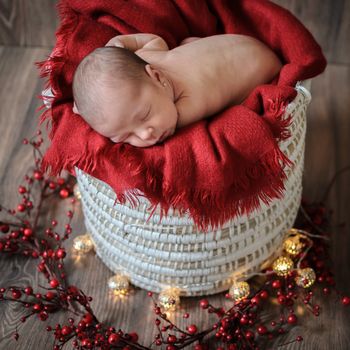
[38, 0, 326, 232]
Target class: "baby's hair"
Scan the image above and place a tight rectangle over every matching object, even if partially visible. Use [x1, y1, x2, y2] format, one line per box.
[72, 46, 148, 125]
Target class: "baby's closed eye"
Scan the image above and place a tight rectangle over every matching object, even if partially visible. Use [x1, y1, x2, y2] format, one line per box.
[142, 105, 152, 121]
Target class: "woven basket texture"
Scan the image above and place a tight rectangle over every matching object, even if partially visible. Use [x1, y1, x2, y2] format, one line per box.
[75, 80, 312, 296]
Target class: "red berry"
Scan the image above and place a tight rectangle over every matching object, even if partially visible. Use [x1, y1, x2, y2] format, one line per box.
[296, 335, 303, 342]
[42, 249, 54, 259]
[17, 204, 26, 212]
[257, 325, 267, 335]
[342, 296, 350, 306]
[68, 285, 79, 295]
[187, 324, 197, 334]
[323, 287, 330, 295]
[23, 228, 33, 237]
[55, 248, 66, 259]
[240, 316, 248, 325]
[199, 299, 209, 309]
[0, 224, 10, 233]
[39, 311, 48, 321]
[251, 296, 260, 305]
[83, 313, 93, 324]
[245, 330, 254, 339]
[61, 326, 72, 336]
[49, 181, 57, 189]
[46, 291, 56, 300]
[12, 290, 21, 299]
[194, 345, 203, 350]
[57, 177, 65, 185]
[18, 186, 27, 194]
[50, 279, 59, 288]
[108, 333, 120, 345]
[278, 295, 286, 304]
[38, 263, 46, 272]
[11, 231, 20, 239]
[59, 188, 70, 198]
[129, 332, 138, 342]
[166, 346, 176, 350]
[272, 280, 281, 289]
[33, 303, 42, 312]
[34, 171, 43, 180]
[81, 339, 92, 348]
[287, 314, 297, 324]
[260, 290, 269, 299]
[24, 287, 33, 295]
[167, 335, 177, 343]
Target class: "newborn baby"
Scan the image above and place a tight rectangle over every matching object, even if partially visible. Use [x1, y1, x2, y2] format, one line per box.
[72, 33, 282, 147]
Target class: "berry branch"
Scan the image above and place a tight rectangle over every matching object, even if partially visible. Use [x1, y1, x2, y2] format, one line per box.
[0, 131, 349, 350]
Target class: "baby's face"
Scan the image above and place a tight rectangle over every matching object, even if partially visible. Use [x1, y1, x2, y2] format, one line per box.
[93, 81, 178, 147]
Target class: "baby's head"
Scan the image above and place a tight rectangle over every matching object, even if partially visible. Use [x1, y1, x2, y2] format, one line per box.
[72, 46, 178, 147]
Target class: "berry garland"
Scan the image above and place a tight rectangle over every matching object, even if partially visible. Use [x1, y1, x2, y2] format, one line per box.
[0, 131, 349, 350]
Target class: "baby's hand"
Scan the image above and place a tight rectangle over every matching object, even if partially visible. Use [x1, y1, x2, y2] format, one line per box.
[105, 37, 125, 48]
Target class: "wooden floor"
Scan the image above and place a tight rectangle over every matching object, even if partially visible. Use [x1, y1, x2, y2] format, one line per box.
[0, 1, 349, 349]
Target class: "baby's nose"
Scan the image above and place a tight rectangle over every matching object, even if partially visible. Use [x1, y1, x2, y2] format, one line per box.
[138, 127, 155, 141]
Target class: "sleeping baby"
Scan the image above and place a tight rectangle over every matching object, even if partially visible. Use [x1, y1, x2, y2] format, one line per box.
[72, 33, 282, 147]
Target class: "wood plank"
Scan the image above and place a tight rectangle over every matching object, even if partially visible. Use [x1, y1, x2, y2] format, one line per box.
[272, 0, 350, 65]
[0, 0, 57, 47]
[0, 0, 349, 64]
[0, 46, 51, 205]
[304, 65, 350, 290]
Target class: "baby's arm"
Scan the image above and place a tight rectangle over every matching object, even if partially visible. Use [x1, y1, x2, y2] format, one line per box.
[105, 33, 169, 52]
[179, 37, 201, 46]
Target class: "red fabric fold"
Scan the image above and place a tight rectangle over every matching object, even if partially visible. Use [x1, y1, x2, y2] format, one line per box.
[37, 0, 327, 232]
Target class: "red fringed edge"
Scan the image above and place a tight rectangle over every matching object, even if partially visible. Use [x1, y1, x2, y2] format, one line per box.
[114, 144, 293, 233]
[264, 96, 293, 142]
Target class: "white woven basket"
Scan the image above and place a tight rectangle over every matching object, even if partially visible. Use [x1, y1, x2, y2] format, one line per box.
[75, 79, 312, 296]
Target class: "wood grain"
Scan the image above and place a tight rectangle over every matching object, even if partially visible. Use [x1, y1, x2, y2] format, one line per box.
[0, 1, 349, 349]
[272, 0, 350, 65]
[0, 0, 57, 47]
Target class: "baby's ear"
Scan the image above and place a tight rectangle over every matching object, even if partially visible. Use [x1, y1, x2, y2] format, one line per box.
[72, 102, 79, 114]
[144, 64, 162, 82]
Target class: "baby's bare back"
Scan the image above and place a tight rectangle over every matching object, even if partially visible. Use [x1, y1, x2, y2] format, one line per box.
[140, 34, 283, 128]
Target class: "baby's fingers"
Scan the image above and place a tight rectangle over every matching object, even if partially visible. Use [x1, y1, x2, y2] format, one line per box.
[105, 38, 124, 48]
